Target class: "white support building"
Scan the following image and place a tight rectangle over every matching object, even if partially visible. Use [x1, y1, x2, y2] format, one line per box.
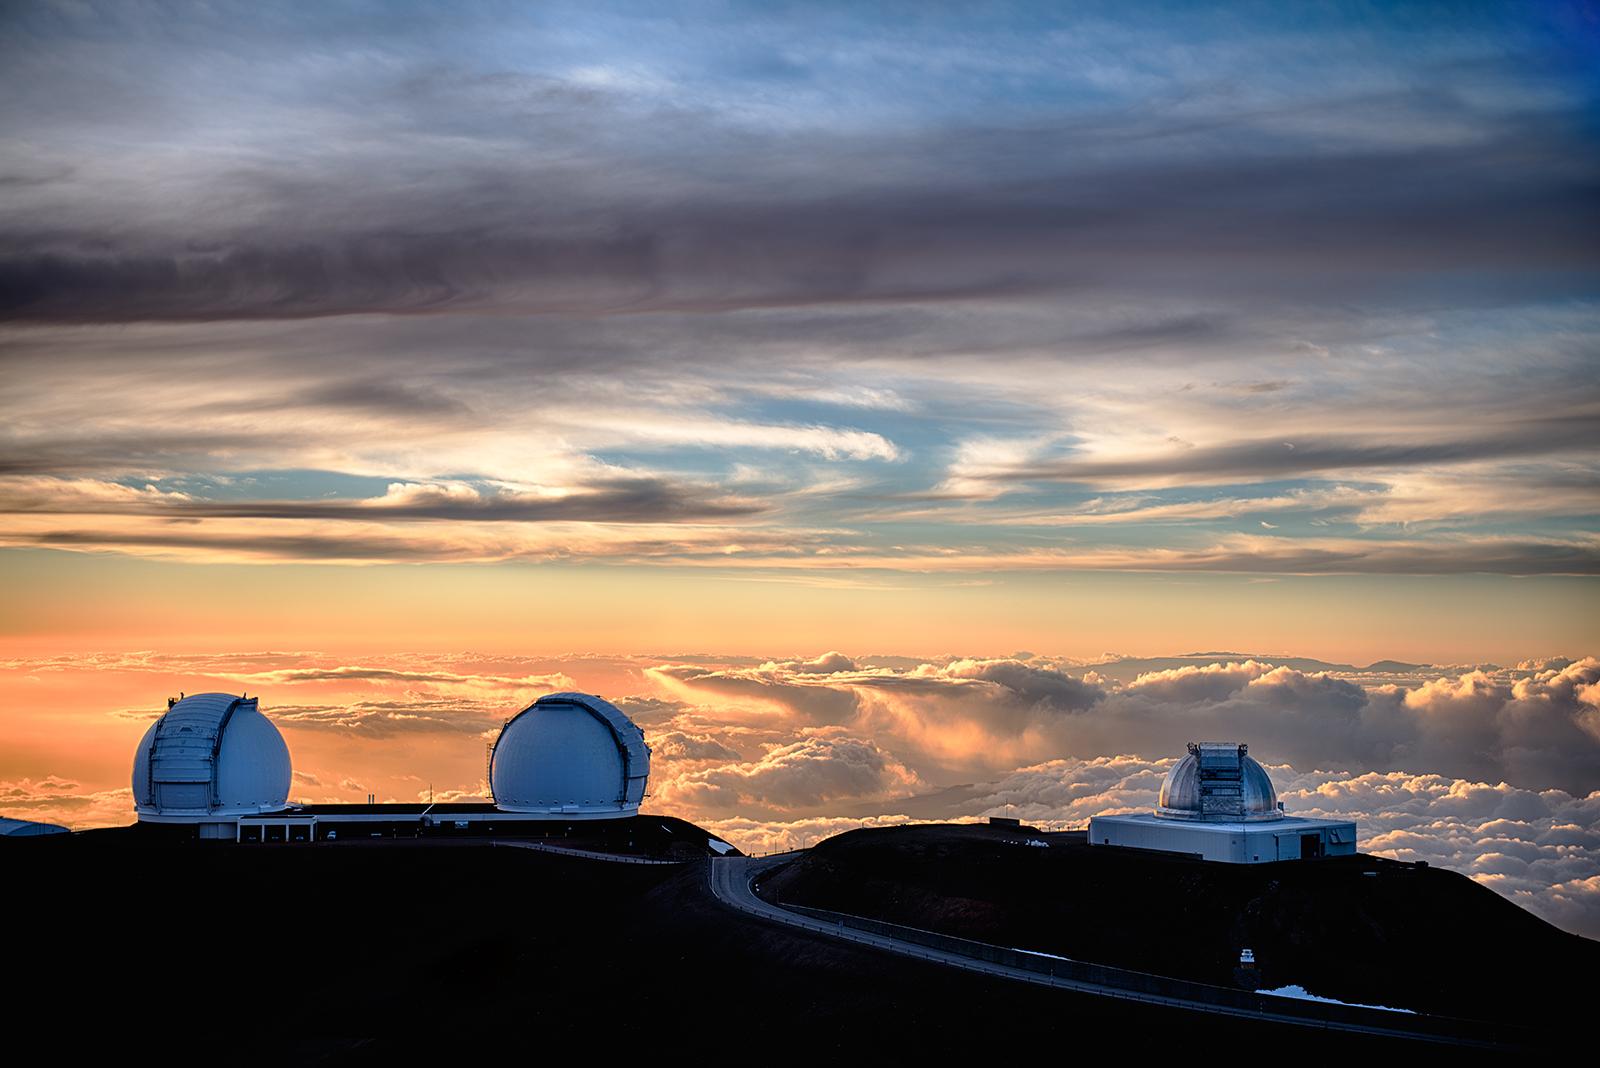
[1089, 742, 1356, 863]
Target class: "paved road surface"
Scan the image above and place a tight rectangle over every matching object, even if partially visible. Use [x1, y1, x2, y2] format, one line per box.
[493, 839, 686, 865]
[708, 854, 1513, 1048]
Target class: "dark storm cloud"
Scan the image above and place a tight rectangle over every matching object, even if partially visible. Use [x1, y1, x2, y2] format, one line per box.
[5, 135, 1596, 323]
[0, 232, 663, 322]
[1098, 538, 1600, 576]
[5, 510, 1594, 573]
[0, 3, 1595, 578]
[0, 433, 288, 477]
[188, 479, 763, 522]
[1, 40, 1596, 323]
[21, 528, 470, 562]
[0, 476, 765, 523]
[2, 521, 821, 564]
[1000, 418, 1600, 486]
[280, 379, 469, 416]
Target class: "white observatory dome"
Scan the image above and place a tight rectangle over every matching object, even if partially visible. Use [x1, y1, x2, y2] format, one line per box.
[1157, 741, 1279, 822]
[132, 693, 291, 822]
[490, 692, 650, 818]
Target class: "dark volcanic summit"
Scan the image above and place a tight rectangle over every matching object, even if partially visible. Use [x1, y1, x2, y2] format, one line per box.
[760, 822, 1595, 1025]
[4, 819, 1584, 1058]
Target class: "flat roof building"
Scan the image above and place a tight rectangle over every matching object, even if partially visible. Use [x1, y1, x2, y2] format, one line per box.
[1089, 742, 1356, 863]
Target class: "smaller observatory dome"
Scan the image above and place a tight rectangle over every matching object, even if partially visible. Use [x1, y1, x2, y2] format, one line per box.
[132, 693, 292, 822]
[490, 693, 650, 818]
[1157, 741, 1279, 822]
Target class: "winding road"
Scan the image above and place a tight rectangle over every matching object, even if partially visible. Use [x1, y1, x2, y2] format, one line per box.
[492, 839, 685, 865]
[708, 854, 1518, 1049]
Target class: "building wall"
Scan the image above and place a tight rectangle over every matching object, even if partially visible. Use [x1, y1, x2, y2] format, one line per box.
[1088, 815, 1357, 863]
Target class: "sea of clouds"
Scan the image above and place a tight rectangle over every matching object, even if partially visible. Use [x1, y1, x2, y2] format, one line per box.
[4, 650, 1596, 937]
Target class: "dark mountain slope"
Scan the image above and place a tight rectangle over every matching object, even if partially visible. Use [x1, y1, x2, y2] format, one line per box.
[761, 823, 1593, 1026]
[2, 824, 1454, 1061]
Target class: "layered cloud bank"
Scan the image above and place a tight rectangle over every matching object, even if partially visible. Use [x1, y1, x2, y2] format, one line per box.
[647, 653, 1600, 795]
[4, 649, 1596, 936]
[1, 4, 1596, 585]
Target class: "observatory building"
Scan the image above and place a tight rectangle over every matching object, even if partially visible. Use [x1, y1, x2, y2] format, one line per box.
[126, 688, 670, 845]
[132, 692, 293, 839]
[490, 692, 651, 818]
[1088, 742, 1356, 863]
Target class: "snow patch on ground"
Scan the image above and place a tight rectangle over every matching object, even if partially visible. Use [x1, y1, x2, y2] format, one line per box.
[707, 838, 735, 855]
[1014, 947, 1076, 962]
[1260, 984, 1415, 1014]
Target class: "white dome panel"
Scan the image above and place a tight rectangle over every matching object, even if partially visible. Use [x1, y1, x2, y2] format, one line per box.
[132, 693, 291, 822]
[490, 693, 650, 817]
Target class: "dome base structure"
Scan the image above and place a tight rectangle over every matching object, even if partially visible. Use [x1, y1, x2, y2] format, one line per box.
[1087, 813, 1357, 863]
[1090, 740, 1357, 863]
[484, 802, 640, 819]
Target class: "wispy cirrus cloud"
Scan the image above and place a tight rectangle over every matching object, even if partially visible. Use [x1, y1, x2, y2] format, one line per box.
[1, 478, 1595, 573]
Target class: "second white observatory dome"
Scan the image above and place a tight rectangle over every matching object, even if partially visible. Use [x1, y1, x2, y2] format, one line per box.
[490, 692, 650, 818]
[132, 692, 291, 825]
